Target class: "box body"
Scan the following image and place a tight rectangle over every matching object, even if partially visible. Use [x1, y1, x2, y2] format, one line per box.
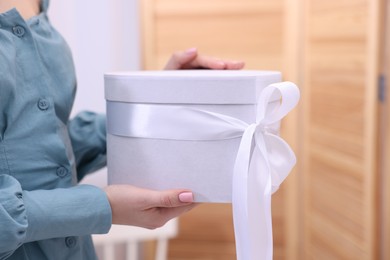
[105, 70, 282, 202]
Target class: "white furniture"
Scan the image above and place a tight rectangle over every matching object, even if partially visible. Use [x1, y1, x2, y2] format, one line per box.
[92, 219, 178, 260]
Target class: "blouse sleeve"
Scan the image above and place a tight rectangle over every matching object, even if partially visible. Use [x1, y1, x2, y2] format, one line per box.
[67, 111, 107, 181]
[0, 174, 112, 258]
[0, 175, 27, 259]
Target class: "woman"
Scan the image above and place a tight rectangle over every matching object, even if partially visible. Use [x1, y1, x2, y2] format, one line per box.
[0, 0, 244, 259]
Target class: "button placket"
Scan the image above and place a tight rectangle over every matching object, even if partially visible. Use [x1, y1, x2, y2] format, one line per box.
[65, 237, 77, 248]
[12, 25, 25, 37]
[37, 98, 50, 111]
[56, 167, 69, 178]
[16, 192, 23, 199]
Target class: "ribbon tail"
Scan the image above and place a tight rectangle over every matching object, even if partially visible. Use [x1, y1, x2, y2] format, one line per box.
[232, 124, 257, 260]
[248, 134, 273, 260]
[233, 129, 274, 260]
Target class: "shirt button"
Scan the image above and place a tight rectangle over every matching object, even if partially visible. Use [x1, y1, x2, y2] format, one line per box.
[12, 25, 25, 37]
[37, 98, 50, 111]
[56, 167, 69, 178]
[65, 237, 77, 248]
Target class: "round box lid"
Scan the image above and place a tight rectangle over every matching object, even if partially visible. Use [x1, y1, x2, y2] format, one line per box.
[105, 70, 281, 104]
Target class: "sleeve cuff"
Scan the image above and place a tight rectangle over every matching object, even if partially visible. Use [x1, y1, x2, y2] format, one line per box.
[0, 175, 28, 254]
[24, 184, 112, 242]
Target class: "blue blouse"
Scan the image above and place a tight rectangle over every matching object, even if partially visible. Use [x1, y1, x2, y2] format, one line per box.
[0, 1, 112, 259]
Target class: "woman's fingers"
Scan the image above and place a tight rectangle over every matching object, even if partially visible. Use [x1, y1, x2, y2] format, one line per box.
[164, 48, 245, 70]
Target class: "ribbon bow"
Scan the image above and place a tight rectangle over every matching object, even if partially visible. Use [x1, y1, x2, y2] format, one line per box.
[232, 82, 300, 260]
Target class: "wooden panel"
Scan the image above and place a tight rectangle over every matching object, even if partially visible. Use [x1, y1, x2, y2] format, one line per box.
[142, 0, 284, 71]
[281, 0, 305, 258]
[380, 0, 390, 258]
[302, 0, 381, 259]
[382, 71, 390, 257]
[141, 1, 291, 259]
[168, 204, 236, 260]
[168, 192, 286, 260]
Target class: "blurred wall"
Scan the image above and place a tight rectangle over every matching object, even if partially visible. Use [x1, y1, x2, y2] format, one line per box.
[48, 0, 141, 117]
[48, 0, 141, 187]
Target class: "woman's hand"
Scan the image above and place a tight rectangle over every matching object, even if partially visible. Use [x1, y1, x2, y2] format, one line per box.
[104, 185, 196, 229]
[164, 48, 245, 70]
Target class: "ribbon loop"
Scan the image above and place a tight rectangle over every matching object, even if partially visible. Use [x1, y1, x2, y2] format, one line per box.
[257, 82, 300, 125]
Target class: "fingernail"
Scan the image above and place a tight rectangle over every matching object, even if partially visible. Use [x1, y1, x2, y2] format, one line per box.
[216, 61, 225, 67]
[185, 47, 197, 55]
[179, 192, 194, 203]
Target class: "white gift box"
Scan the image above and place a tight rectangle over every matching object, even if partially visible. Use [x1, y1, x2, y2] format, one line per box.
[105, 70, 283, 203]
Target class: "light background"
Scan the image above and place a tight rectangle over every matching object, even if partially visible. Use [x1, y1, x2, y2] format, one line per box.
[48, 0, 141, 186]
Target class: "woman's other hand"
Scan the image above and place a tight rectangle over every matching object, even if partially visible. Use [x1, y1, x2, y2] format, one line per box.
[104, 185, 196, 229]
[164, 48, 245, 70]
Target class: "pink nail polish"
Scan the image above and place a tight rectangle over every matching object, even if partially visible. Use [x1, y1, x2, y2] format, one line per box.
[216, 61, 225, 68]
[179, 192, 194, 203]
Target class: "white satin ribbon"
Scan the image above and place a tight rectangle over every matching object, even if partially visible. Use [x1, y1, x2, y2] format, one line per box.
[232, 82, 299, 260]
[107, 81, 300, 260]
